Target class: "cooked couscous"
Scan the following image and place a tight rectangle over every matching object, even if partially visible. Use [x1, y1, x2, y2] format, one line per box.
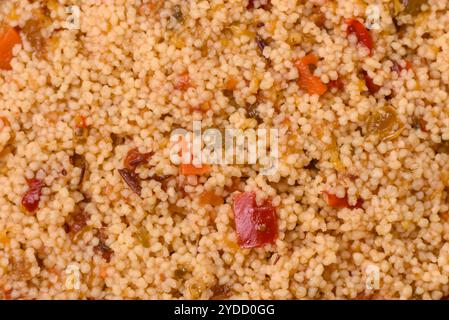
[1, 0, 449, 300]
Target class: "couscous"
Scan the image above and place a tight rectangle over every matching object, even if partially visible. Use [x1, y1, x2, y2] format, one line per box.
[1, 0, 449, 300]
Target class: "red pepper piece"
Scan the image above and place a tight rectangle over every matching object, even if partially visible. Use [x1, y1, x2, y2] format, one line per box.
[124, 148, 152, 171]
[233, 192, 278, 248]
[362, 70, 381, 95]
[323, 191, 363, 209]
[327, 78, 344, 91]
[345, 18, 373, 55]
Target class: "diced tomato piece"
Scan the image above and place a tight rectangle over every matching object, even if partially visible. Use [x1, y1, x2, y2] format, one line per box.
[392, 60, 412, 73]
[180, 163, 211, 176]
[247, 0, 271, 10]
[404, 60, 412, 71]
[323, 191, 363, 209]
[199, 191, 224, 206]
[174, 72, 191, 91]
[295, 54, 327, 96]
[232, 192, 278, 248]
[177, 135, 211, 176]
[74, 115, 88, 129]
[188, 101, 210, 114]
[0, 27, 21, 70]
[327, 78, 344, 91]
[362, 71, 380, 95]
[21, 178, 45, 213]
[0, 116, 10, 127]
[345, 18, 373, 55]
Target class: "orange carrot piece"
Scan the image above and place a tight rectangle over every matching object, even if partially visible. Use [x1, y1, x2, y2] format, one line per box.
[0, 27, 21, 70]
[180, 163, 211, 176]
[295, 54, 327, 96]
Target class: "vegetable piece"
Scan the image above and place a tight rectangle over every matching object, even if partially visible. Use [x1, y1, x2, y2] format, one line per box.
[323, 191, 363, 209]
[172, 4, 183, 22]
[0, 229, 9, 246]
[210, 284, 232, 300]
[124, 148, 152, 171]
[21, 178, 45, 213]
[246, 104, 262, 123]
[177, 135, 211, 176]
[295, 54, 327, 96]
[232, 192, 277, 248]
[394, 0, 427, 15]
[139, 0, 163, 16]
[413, 116, 428, 132]
[136, 227, 150, 248]
[199, 191, 224, 206]
[224, 76, 238, 91]
[180, 163, 211, 176]
[74, 115, 87, 129]
[255, 35, 267, 53]
[22, 17, 46, 56]
[391, 60, 412, 73]
[345, 18, 373, 54]
[188, 101, 211, 114]
[0, 116, 10, 127]
[94, 241, 113, 262]
[327, 133, 345, 172]
[404, 0, 427, 14]
[327, 78, 344, 91]
[362, 71, 380, 95]
[70, 153, 86, 186]
[247, 0, 271, 10]
[66, 211, 90, 238]
[119, 148, 152, 195]
[174, 72, 191, 91]
[0, 27, 21, 70]
[366, 105, 404, 141]
[73, 115, 89, 143]
[174, 267, 188, 279]
[118, 168, 142, 196]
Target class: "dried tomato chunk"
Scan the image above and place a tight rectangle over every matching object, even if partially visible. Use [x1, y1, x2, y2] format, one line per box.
[174, 72, 191, 91]
[327, 78, 344, 91]
[124, 148, 152, 171]
[118, 168, 142, 196]
[94, 241, 113, 262]
[391, 60, 412, 73]
[119, 148, 152, 196]
[21, 178, 45, 213]
[65, 211, 90, 237]
[0, 27, 21, 70]
[362, 71, 380, 95]
[247, 0, 271, 10]
[345, 18, 373, 54]
[295, 54, 327, 96]
[323, 191, 363, 209]
[232, 192, 277, 248]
